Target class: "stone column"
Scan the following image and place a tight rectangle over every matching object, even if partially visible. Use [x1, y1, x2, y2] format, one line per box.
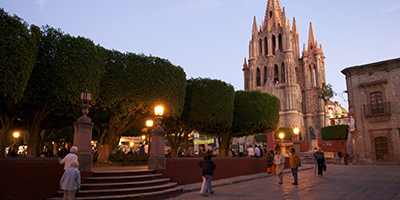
[73, 112, 94, 172]
[148, 116, 166, 169]
[294, 140, 301, 155]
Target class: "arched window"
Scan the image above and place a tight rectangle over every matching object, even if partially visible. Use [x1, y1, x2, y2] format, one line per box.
[264, 66, 267, 84]
[370, 92, 384, 114]
[272, 35, 276, 55]
[274, 64, 279, 83]
[278, 34, 283, 52]
[281, 62, 285, 83]
[259, 38, 263, 56]
[256, 67, 261, 86]
[264, 37, 268, 56]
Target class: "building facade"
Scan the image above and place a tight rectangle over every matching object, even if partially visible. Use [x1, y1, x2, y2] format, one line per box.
[342, 57, 400, 163]
[243, 0, 328, 141]
[327, 100, 349, 126]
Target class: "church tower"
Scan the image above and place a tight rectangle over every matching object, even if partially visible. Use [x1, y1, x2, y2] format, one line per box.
[243, 0, 327, 140]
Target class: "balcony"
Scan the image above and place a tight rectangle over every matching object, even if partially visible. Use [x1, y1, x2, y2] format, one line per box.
[363, 102, 391, 123]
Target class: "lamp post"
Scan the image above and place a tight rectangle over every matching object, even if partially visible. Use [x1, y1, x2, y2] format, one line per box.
[146, 120, 153, 154]
[278, 132, 286, 156]
[12, 131, 20, 156]
[73, 88, 94, 172]
[148, 106, 166, 169]
[293, 128, 300, 155]
[13, 131, 20, 144]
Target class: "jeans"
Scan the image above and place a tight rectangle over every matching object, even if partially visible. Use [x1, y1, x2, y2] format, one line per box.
[317, 159, 324, 176]
[200, 175, 214, 195]
[291, 168, 298, 183]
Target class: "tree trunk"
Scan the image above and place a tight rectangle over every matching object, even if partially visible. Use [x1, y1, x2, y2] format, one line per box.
[27, 108, 49, 157]
[218, 133, 232, 157]
[97, 132, 118, 163]
[0, 115, 16, 157]
[183, 134, 190, 156]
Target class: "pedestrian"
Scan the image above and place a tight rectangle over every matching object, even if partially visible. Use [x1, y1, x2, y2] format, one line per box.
[199, 154, 216, 197]
[59, 146, 78, 170]
[239, 143, 244, 157]
[254, 145, 261, 158]
[314, 147, 325, 177]
[337, 150, 343, 165]
[60, 161, 81, 200]
[247, 145, 255, 157]
[344, 151, 348, 165]
[267, 150, 275, 174]
[290, 148, 300, 185]
[274, 148, 285, 184]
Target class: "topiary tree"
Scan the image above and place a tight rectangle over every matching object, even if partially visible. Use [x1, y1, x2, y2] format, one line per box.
[0, 9, 40, 156]
[95, 50, 186, 163]
[274, 127, 294, 140]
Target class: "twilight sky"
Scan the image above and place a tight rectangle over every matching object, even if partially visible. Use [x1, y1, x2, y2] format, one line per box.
[2, 0, 400, 109]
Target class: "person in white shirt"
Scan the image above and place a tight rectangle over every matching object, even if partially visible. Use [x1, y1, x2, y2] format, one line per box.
[254, 146, 260, 157]
[60, 161, 81, 200]
[274, 148, 285, 184]
[247, 145, 255, 157]
[59, 146, 78, 170]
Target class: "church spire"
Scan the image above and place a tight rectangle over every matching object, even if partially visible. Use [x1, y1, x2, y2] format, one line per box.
[252, 16, 258, 36]
[292, 17, 298, 34]
[308, 22, 316, 51]
[265, 0, 283, 30]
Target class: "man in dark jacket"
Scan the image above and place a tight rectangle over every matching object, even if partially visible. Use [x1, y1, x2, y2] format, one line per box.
[199, 155, 216, 197]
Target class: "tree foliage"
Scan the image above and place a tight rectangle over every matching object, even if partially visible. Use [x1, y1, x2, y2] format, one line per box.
[274, 127, 293, 140]
[0, 9, 40, 156]
[95, 50, 186, 163]
[317, 82, 335, 101]
[321, 124, 349, 140]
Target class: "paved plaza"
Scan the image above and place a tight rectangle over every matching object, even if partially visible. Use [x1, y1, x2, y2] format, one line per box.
[168, 164, 400, 200]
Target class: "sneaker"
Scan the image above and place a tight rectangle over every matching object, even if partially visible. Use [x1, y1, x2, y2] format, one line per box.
[279, 181, 283, 184]
[210, 191, 214, 195]
[292, 182, 298, 185]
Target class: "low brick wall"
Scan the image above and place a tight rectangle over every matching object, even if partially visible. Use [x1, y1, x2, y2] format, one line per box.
[156, 157, 291, 185]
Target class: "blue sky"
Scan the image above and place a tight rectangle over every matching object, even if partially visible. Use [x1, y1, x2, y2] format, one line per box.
[2, 0, 400, 109]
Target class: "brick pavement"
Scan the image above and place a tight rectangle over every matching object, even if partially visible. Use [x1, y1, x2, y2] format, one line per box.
[168, 164, 400, 200]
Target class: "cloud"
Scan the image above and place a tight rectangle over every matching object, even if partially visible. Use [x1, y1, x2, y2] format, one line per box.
[380, 0, 400, 13]
[35, 0, 48, 13]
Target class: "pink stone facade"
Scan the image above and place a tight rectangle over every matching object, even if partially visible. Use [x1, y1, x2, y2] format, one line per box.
[243, 0, 327, 141]
[342, 57, 400, 163]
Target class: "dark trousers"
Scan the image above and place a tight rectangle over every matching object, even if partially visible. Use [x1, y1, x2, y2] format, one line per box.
[291, 168, 298, 183]
[317, 159, 324, 175]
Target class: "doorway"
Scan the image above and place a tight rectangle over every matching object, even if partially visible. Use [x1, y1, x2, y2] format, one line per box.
[375, 137, 389, 161]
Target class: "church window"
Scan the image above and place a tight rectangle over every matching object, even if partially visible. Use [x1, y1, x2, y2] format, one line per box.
[370, 92, 384, 114]
[313, 68, 317, 86]
[279, 34, 283, 52]
[264, 37, 268, 56]
[274, 64, 279, 83]
[272, 35, 276, 55]
[264, 66, 267, 84]
[259, 38, 263, 56]
[256, 67, 261, 86]
[269, 11, 272, 18]
[281, 62, 285, 83]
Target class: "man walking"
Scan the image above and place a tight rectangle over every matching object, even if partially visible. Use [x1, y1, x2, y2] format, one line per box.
[290, 148, 300, 185]
[199, 155, 216, 197]
[315, 148, 325, 177]
[274, 148, 285, 184]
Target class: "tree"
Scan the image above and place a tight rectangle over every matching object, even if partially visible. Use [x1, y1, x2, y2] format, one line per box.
[164, 78, 235, 157]
[95, 50, 186, 163]
[317, 82, 335, 101]
[0, 9, 40, 156]
[22, 26, 102, 157]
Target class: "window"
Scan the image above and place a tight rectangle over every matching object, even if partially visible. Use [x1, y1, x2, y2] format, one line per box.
[272, 35, 276, 55]
[281, 62, 285, 83]
[278, 34, 283, 52]
[263, 66, 267, 84]
[370, 92, 384, 114]
[256, 67, 261, 86]
[274, 64, 279, 83]
[264, 37, 268, 56]
[259, 39, 263, 56]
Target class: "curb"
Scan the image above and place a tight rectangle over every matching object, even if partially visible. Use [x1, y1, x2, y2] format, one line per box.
[182, 166, 313, 193]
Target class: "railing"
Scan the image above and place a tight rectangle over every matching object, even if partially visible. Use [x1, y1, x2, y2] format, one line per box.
[364, 101, 390, 116]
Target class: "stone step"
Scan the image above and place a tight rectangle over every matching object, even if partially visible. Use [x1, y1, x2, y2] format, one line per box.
[80, 178, 171, 190]
[48, 186, 184, 200]
[56, 182, 179, 198]
[92, 169, 155, 177]
[85, 174, 162, 184]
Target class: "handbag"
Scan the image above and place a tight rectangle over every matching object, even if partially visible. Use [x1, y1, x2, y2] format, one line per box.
[323, 164, 327, 171]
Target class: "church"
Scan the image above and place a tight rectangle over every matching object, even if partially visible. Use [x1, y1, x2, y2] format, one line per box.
[242, 0, 327, 141]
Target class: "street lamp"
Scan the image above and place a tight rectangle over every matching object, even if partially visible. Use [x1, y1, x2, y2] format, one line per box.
[293, 128, 300, 155]
[148, 105, 166, 169]
[155, 106, 163, 116]
[293, 128, 300, 140]
[279, 132, 284, 144]
[146, 119, 153, 153]
[13, 131, 20, 143]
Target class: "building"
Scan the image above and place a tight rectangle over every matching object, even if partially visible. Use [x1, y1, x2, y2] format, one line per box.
[327, 100, 349, 125]
[341, 57, 400, 163]
[243, 0, 328, 141]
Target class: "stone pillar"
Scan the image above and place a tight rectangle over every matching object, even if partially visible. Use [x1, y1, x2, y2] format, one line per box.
[73, 114, 94, 172]
[148, 116, 166, 169]
[294, 140, 301, 155]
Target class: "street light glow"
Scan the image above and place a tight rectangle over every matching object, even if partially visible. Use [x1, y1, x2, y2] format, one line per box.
[142, 135, 146, 140]
[279, 132, 284, 139]
[146, 120, 153, 127]
[294, 128, 300, 135]
[13, 132, 20, 139]
[155, 106, 163, 116]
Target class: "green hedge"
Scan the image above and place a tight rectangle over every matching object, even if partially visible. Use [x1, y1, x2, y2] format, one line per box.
[274, 127, 293, 140]
[321, 124, 349, 140]
[254, 134, 267, 142]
